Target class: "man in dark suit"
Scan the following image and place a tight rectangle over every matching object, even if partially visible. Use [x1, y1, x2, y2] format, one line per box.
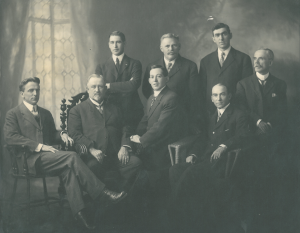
[95, 31, 143, 132]
[130, 65, 183, 172]
[169, 83, 249, 233]
[68, 74, 142, 193]
[4, 77, 127, 230]
[142, 33, 201, 133]
[236, 48, 287, 147]
[199, 23, 253, 113]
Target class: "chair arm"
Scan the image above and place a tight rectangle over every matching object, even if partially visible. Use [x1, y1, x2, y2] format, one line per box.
[225, 148, 241, 178]
[168, 135, 199, 166]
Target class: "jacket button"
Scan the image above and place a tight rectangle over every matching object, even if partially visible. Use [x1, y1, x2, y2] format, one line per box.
[211, 144, 213, 146]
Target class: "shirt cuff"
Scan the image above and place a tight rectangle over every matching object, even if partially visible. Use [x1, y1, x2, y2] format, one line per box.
[267, 122, 272, 127]
[191, 154, 197, 158]
[35, 144, 43, 152]
[257, 119, 262, 126]
[60, 130, 67, 137]
[219, 144, 227, 149]
[122, 145, 132, 152]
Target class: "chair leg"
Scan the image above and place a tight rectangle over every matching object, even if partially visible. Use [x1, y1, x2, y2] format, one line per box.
[7, 178, 18, 224]
[58, 176, 65, 208]
[26, 178, 31, 225]
[42, 177, 50, 211]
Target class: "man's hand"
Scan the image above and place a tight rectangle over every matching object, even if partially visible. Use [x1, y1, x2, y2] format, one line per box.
[89, 147, 106, 164]
[118, 146, 130, 165]
[61, 133, 74, 147]
[130, 135, 141, 143]
[186, 155, 196, 164]
[210, 146, 227, 162]
[41, 145, 58, 153]
[257, 121, 272, 134]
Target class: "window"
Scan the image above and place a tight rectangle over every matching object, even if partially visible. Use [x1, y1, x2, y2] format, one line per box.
[22, 0, 81, 127]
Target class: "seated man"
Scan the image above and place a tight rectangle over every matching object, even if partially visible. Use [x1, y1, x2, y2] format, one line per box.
[68, 74, 142, 193]
[4, 77, 126, 230]
[236, 48, 287, 159]
[130, 65, 184, 172]
[169, 83, 250, 233]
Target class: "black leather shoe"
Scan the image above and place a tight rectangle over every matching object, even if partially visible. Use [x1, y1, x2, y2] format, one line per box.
[102, 188, 127, 204]
[75, 210, 95, 230]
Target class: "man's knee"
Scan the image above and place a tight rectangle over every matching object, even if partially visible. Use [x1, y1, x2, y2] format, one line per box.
[128, 155, 142, 168]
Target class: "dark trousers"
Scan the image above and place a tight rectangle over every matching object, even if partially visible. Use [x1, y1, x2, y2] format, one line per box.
[36, 150, 105, 215]
[82, 154, 142, 192]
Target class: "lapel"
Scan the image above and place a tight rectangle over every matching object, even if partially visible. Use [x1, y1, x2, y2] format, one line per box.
[117, 54, 129, 79]
[219, 47, 235, 76]
[107, 57, 119, 82]
[263, 74, 275, 96]
[213, 104, 233, 130]
[147, 86, 169, 119]
[38, 107, 45, 130]
[19, 102, 41, 130]
[103, 102, 112, 122]
[168, 55, 181, 78]
[250, 74, 263, 100]
[86, 98, 104, 119]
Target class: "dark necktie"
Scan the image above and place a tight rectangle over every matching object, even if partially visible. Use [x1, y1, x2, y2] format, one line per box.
[217, 111, 222, 122]
[31, 106, 40, 124]
[116, 57, 120, 72]
[95, 104, 103, 114]
[149, 97, 156, 112]
[260, 80, 266, 86]
[220, 52, 225, 67]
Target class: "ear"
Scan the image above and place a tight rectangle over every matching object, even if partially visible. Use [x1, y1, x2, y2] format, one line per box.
[20, 91, 24, 99]
[269, 60, 273, 67]
[160, 44, 163, 53]
[229, 32, 233, 40]
[178, 43, 181, 50]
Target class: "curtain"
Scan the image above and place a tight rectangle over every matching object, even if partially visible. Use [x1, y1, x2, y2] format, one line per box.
[69, 0, 99, 90]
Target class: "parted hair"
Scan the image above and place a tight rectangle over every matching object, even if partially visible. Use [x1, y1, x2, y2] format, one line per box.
[258, 48, 275, 61]
[149, 65, 168, 77]
[212, 23, 231, 35]
[109, 31, 126, 42]
[86, 74, 104, 86]
[212, 82, 233, 95]
[19, 77, 40, 91]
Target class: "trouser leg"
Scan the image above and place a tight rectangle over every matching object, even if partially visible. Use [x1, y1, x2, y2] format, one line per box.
[36, 151, 105, 215]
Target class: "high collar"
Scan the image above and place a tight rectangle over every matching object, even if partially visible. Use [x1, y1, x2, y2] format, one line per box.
[164, 57, 177, 66]
[217, 103, 230, 116]
[153, 86, 166, 97]
[256, 72, 269, 81]
[112, 53, 125, 64]
[218, 46, 231, 60]
[23, 100, 37, 112]
[89, 98, 103, 106]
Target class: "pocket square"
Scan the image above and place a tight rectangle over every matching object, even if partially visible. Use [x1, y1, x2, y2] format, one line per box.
[272, 93, 277, 97]
[225, 129, 230, 131]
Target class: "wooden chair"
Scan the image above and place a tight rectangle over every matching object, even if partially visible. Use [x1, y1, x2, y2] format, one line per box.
[168, 135, 242, 178]
[4, 145, 65, 227]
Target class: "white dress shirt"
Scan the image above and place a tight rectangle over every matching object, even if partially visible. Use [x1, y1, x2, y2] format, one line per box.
[164, 57, 176, 71]
[256, 72, 270, 126]
[153, 86, 166, 98]
[112, 53, 125, 65]
[218, 46, 232, 62]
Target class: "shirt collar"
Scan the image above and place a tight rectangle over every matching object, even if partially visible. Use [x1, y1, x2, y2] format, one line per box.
[164, 57, 176, 67]
[256, 72, 269, 81]
[23, 101, 37, 112]
[153, 86, 166, 98]
[112, 53, 125, 64]
[218, 46, 231, 60]
[217, 103, 230, 116]
[90, 98, 103, 106]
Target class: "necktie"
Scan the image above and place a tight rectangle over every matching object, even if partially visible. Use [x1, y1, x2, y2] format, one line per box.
[149, 97, 156, 112]
[167, 62, 172, 72]
[116, 57, 120, 72]
[31, 105, 38, 116]
[260, 80, 266, 86]
[220, 52, 225, 67]
[217, 111, 222, 122]
[95, 104, 103, 114]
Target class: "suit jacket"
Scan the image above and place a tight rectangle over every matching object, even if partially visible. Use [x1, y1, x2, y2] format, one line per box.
[142, 55, 201, 130]
[136, 87, 183, 170]
[199, 47, 253, 112]
[68, 98, 131, 157]
[95, 54, 143, 131]
[236, 73, 287, 134]
[4, 103, 61, 175]
[190, 104, 250, 157]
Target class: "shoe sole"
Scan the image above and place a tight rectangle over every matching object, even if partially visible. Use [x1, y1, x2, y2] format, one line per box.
[111, 192, 128, 204]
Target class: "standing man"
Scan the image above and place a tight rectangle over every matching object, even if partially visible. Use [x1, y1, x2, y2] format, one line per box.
[199, 23, 253, 113]
[236, 48, 287, 155]
[68, 74, 142, 193]
[4, 77, 127, 230]
[142, 33, 201, 133]
[95, 31, 143, 132]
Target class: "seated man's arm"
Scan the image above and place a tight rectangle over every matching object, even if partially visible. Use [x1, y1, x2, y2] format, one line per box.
[68, 107, 94, 149]
[139, 95, 178, 148]
[109, 60, 142, 93]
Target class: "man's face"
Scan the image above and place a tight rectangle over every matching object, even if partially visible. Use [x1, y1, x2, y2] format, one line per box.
[253, 50, 272, 75]
[160, 38, 181, 61]
[21, 82, 40, 105]
[211, 85, 231, 109]
[86, 77, 107, 103]
[108, 35, 125, 56]
[149, 68, 169, 91]
[212, 27, 232, 50]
